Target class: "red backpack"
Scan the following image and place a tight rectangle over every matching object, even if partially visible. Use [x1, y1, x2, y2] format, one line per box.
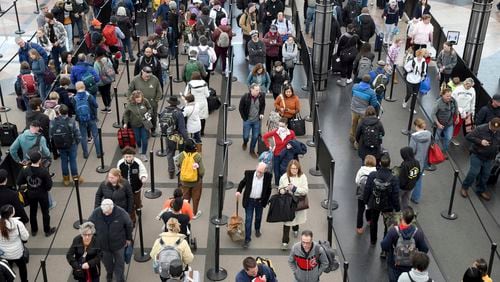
[19, 74, 38, 97]
[102, 25, 118, 46]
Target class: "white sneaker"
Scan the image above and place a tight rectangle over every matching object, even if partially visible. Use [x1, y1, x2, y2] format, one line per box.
[402, 102, 408, 108]
[451, 139, 460, 146]
[346, 78, 353, 84]
[281, 243, 288, 250]
[141, 154, 148, 162]
[193, 210, 202, 220]
[49, 201, 57, 210]
[410, 108, 417, 114]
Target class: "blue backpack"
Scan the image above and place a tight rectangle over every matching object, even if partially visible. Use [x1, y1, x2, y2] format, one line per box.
[74, 93, 92, 122]
[197, 46, 210, 69]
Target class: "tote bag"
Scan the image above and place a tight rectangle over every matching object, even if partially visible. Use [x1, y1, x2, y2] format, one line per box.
[288, 113, 306, 136]
[428, 140, 445, 165]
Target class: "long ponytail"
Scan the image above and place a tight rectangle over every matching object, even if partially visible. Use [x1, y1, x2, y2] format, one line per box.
[0, 205, 14, 240]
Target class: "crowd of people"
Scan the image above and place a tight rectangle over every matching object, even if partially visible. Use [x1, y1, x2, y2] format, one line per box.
[1, 0, 498, 281]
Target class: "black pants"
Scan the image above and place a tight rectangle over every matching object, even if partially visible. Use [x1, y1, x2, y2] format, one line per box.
[243, 35, 251, 57]
[266, 56, 280, 73]
[8, 258, 27, 282]
[282, 225, 299, 244]
[369, 209, 388, 245]
[28, 191, 51, 233]
[405, 82, 420, 102]
[439, 72, 452, 87]
[99, 84, 112, 108]
[356, 199, 371, 229]
[200, 119, 206, 135]
[341, 63, 354, 79]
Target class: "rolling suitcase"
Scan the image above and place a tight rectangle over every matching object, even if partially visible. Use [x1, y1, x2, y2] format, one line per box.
[0, 114, 18, 146]
[487, 153, 500, 185]
[117, 128, 136, 149]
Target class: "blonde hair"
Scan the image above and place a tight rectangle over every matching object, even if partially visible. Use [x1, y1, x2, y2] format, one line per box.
[364, 155, 377, 167]
[414, 118, 426, 129]
[49, 91, 60, 100]
[130, 90, 144, 103]
[106, 168, 124, 187]
[415, 49, 426, 57]
[166, 218, 181, 233]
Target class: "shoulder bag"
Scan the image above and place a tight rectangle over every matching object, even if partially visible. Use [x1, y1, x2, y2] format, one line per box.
[266, 188, 297, 223]
[17, 225, 29, 264]
[288, 112, 306, 136]
[427, 132, 445, 165]
[289, 176, 309, 211]
[227, 199, 245, 242]
[134, 104, 153, 130]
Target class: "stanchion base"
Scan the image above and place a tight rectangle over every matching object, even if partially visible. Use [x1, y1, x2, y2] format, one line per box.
[384, 98, 397, 102]
[440, 210, 458, 220]
[34, 10, 40, 14]
[321, 199, 339, 210]
[231, 77, 237, 82]
[112, 122, 122, 129]
[15, 30, 25, 35]
[401, 129, 411, 136]
[301, 85, 309, 92]
[227, 105, 236, 111]
[96, 165, 111, 173]
[73, 219, 87, 229]
[425, 164, 437, 171]
[0, 106, 11, 112]
[173, 78, 183, 83]
[210, 215, 228, 225]
[134, 251, 151, 262]
[309, 168, 322, 176]
[305, 115, 313, 122]
[156, 149, 167, 157]
[144, 189, 162, 199]
[306, 140, 315, 147]
[217, 139, 233, 146]
[224, 181, 234, 190]
[206, 268, 228, 281]
[0, 54, 3, 58]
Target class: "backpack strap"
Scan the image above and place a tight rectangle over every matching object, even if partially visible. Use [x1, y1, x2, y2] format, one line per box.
[407, 272, 416, 282]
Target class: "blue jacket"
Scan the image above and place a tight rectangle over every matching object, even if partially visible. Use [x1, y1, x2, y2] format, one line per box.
[351, 81, 379, 114]
[18, 42, 48, 65]
[235, 264, 276, 282]
[381, 224, 429, 270]
[154, 3, 170, 21]
[71, 91, 99, 122]
[70, 62, 100, 86]
[279, 139, 307, 175]
[112, 0, 134, 15]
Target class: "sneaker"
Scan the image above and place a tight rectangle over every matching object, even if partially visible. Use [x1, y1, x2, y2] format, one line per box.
[293, 230, 299, 238]
[451, 139, 460, 146]
[402, 102, 408, 108]
[249, 151, 258, 159]
[193, 210, 202, 219]
[479, 192, 491, 201]
[243, 241, 250, 248]
[380, 251, 387, 259]
[346, 78, 353, 84]
[87, 137, 93, 144]
[45, 227, 57, 237]
[255, 230, 262, 238]
[141, 154, 148, 162]
[281, 243, 288, 250]
[130, 57, 136, 63]
[106, 107, 112, 113]
[49, 201, 57, 210]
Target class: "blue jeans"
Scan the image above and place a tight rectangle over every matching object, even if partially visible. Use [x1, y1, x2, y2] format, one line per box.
[305, 7, 315, 34]
[120, 37, 135, 60]
[133, 126, 149, 154]
[244, 198, 264, 242]
[462, 154, 492, 194]
[51, 46, 66, 73]
[411, 172, 424, 203]
[79, 120, 101, 157]
[73, 17, 85, 40]
[436, 125, 453, 153]
[59, 144, 78, 176]
[191, 132, 201, 144]
[242, 119, 261, 152]
[36, 75, 50, 102]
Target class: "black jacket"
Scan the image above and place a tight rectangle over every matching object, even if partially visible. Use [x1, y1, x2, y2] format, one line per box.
[355, 14, 376, 42]
[160, 212, 190, 236]
[356, 116, 385, 160]
[237, 170, 273, 208]
[412, 4, 431, 19]
[118, 161, 143, 192]
[399, 147, 421, 191]
[466, 124, 500, 161]
[475, 102, 500, 126]
[88, 206, 133, 251]
[17, 165, 53, 193]
[0, 186, 29, 224]
[363, 167, 400, 212]
[66, 235, 102, 281]
[94, 180, 134, 213]
[238, 93, 266, 121]
[134, 55, 162, 80]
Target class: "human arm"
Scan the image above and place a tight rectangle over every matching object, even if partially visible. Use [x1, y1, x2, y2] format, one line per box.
[262, 130, 275, 149]
[236, 173, 247, 195]
[380, 227, 396, 252]
[263, 72, 271, 93]
[125, 183, 134, 213]
[195, 153, 205, 178]
[124, 211, 133, 242]
[66, 237, 81, 269]
[317, 244, 329, 274]
[180, 240, 194, 265]
[288, 250, 297, 272]
[17, 221, 29, 242]
[115, 26, 125, 40]
[465, 127, 485, 146]
[138, 161, 148, 183]
[292, 174, 308, 196]
[94, 184, 103, 208]
[10, 138, 22, 163]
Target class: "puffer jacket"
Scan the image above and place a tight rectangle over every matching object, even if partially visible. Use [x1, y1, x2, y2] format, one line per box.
[363, 167, 400, 211]
[0, 218, 29, 260]
[351, 81, 379, 114]
[248, 39, 266, 65]
[184, 80, 209, 119]
[288, 241, 329, 282]
[94, 180, 134, 213]
[355, 116, 385, 160]
[88, 206, 133, 252]
[355, 13, 376, 42]
[149, 232, 194, 267]
[278, 140, 307, 175]
[476, 101, 500, 125]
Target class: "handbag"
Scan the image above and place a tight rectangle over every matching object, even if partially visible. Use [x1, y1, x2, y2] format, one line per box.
[135, 105, 153, 130]
[266, 189, 296, 223]
[419, 76, 431, 95]
[288, 113, 306, 136]
[288, 176, 309, 211]
[43, 69, 56, 85]
[428, 138, 446, 165]
[227, 199, 245, 242]
[17, 225, 29, 264]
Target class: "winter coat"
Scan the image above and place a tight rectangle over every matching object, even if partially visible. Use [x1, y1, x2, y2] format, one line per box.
[432, 97, 458, 127]
[123, 99, 152, 128]
[94, 180, 134, 213]
[270, 69, 290, 95]
[88, 206, 133, 252]
[404, 57, 427, 84]
[133, 55, 162, 80]
[351, 81, 379, 114]
[211, 25, 233, 47]
[279, 172, 308, 226]
[184, 80, 209, 119]
[381, 224, 429, 271]
[355, 14, 376, 42]
[247, 39, 266, 65]
[116, 15, 133, 38]
[410, 130, 432, 169]
[0, 186, 29, 223]
[278, 140, 307, 175]
[263, 31, 283, 58]
[0, 218, 29, 260]
[355, 166, 377, 199]
[247, 72, 271, 94]
[239, 12, 258, 36]
[356, 116, 385, 160]
[399, 147, 421, 191]
[412, 4, 431, 19]
[288, 241, 329, 282]
[274, 93, 300, 119]
[282, 41, 299, 66]
[437, 50, 457, 75]
[117, 157, 148, 192]
[70, 62, 100, 86]
[397, 269, 432, 282]
[66, 234, 102, 281]
[238, 93, 266, 121]
[452, 85, 476, 116]
[466, 124, 500, 161]
[363, 167, 400, 211]
[383, 5, 399, 25]
[18, 42, 48, 64]
[71, 91, 99, 122]
[476, 101, 500, 125]
[263, 128, 296, 156]
[16, 165, 53, 193]
[149, 232, 194, 266]
[10, 130, 50, 163]
[182, 102, 201, 134]
[236, 264, 276, 282]
[44, 20, 67, 47]
[127, 75, 162, 106]
[237, 170, 273, 208]
[94, 56, 114, 86]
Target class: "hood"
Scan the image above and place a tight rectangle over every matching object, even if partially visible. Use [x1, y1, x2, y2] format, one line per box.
[400, 146, 415, 161]
[22, 129, 40, 141]
[287, 140, 307, 155]
[20, 69, 32, 75]
[356, 81, 372, 91]
[158, 231, 186, 240]
[362, 116, 379, 126]
[411, 130, 431, 143]
[44, 100, 58, 109]
[399, 224, 417, 238]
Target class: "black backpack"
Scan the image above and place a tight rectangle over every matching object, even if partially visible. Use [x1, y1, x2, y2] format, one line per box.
[369, 176, 392, 210]
[362, 124, 381, 148]
[51, 117, 74, 150]
[316, 240, 340, 273]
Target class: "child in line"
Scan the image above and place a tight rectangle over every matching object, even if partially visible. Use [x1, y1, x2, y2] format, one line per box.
[354, 155, 377, 234]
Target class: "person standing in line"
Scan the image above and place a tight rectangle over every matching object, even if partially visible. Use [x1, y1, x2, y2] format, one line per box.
[475, 94, 500, 126]
[460, 118, 500, 201]
[247, 64, 271, 96]
[239, 84, 266, 159]
[282, 36, 299, 82]
[66, 222, 102, 282]
[123, 90, 153, 162]
[398, 147, 420, 209]
[397, 252, 432, 282]
[403, 49, 427, 114]
[355, 155, 377, 234]
[94, 169, 134, 217]
[432, 88, 459, 154]
[0, 205, 29, 282]
[16, 151, 57, 237]
[288, 230, 329, 282]
[88, 199, 132, 282]
[274, 85, 300, 123]
[178, 139, 205, 219]
[436, 41, 457, 87]
[94, 47, 115, 113]
[451, 78, 476, 146]
[0, 170, 29, 224]
[236, 256, 277, 282]
[263, 118, 297, 185]
[235, 162, 273, 249]
[239, 4, 259, 59]
[408, 14, 433, 53]
[350, 78, 380, 149]
[382, 0, 399, 45]
[44, 12, 67, 73]
[409, 118, 431, 204]
[184, 72, 210, 136]
[247, 30, 267, 72]
[355, 106, 384, 161]
[182, 94, 202, 144]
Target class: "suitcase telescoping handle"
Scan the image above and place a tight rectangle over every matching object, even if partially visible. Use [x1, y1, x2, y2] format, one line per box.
[236, 198, 239, 217]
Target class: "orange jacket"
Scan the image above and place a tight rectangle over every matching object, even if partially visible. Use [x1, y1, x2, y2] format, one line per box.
[274, 94, 301, 119]
[161, 198, 194, 220]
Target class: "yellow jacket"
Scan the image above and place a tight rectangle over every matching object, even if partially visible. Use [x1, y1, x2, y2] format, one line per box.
[149, 232, 194, 266]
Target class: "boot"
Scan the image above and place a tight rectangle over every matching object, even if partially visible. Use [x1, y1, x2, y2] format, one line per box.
[63, 175, 70, 186]
[336, 78, 346, 87]
[72, 175, 84, 185]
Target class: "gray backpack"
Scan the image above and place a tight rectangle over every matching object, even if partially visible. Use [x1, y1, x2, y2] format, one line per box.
[357, 56, 372, 79]
[154, 238, 183, 279]
[393, 226, 418, 267]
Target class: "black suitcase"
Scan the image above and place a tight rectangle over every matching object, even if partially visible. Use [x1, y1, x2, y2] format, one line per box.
[487, 153, 500, 185]
[374, 33, 383, 52]
[0, 114, 18, 146]
[16, 96, 26, 112]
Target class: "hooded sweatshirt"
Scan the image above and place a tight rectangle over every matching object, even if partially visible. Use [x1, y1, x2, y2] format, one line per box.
[399, 147, 421, 191]
[351, 81, 379, 114]
[452, 85, 476, 116]
[288, 241, 329, 282]
[409, 130, 432, 169]
[397, 269, 432, 282]
[355, 165, 377, 199]
[9, 130, 50, 163]
[381, 224, 429, 271]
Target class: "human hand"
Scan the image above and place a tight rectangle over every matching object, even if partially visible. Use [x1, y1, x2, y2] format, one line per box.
[81, 263, 89, 269]
[481, 140, 491, 146]
[259, 114, 264, 120]
[123, 124, 127, 128]
[141, 177, 147, 184]
[436, 122, 444, 129]
[235, 191, 241, 198]
[126, 240, 131, 246]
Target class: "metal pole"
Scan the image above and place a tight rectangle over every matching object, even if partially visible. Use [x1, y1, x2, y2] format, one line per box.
[385, 64, 397, 102]
[72, 177, 86, 229]
[96, 128, 110, 173]
[343, 261, 349, 282]
[134, 209, 151, 262]
[126, 58, 131, 85]
[211, 174, 228, 224]
[230, 45, 237, 82]
[136, 35, 141, 57]
[41, 258, 48, 282]
[145, 150, 162, 198]
[206, 225, 227, 281]
[441, 170, 459, 220]
[169, 75, 174, 96]
[401, 93, 417, 135]
[217, 103, 233, 146]
[309, 129, 322, 176]
[112, 87, 121, 128]
[307, 103, 319, 147]
[487, 243, 497, 276]
[156, 135, 167, 157]
[33, 0, 40, 14]
[227, 47, 235, 111]
[173, 46, 182, 83]
[14, 1, 25, 34]
[0, 85, 11, 112]
[321, 159, 338, 210]
[144, 11, 149, 36]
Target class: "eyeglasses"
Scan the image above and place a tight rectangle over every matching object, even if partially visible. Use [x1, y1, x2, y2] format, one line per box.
[290, 167, 298, 170]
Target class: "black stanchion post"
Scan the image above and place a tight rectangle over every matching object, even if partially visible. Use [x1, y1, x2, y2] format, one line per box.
[488, 243, 497, 276]
[401, 93, 417, 135]
[144, 150, 162, 198]
[41, 258, 48, 282]
[0, 85, 11, 112]
[385, 64, 397, 102]
[112, 87, 122, 128]
[321, 160, 339, 210]
[173, 46, 182, 83]
[377, 41, 382, 61]
[217, 103, 233, 146]
[33, 0, 40, 13]
[307, 103, 319, 147]
[207, 175, 228, 281]
[126, 58, 131, 85]
[143, 12, 149, 36]
[222, 143, 234, 190]
[156, 135, 167, 157]
[211, 175, 228, 224]
[230, 45, 237, 82]
[309, 129, 322, 176]
[72, 177, 86, 229]
[136, 35, 141, 57]
[134, 209, 151, 262]
[227, 47, 235, 111]
[343, 261, 349, 282]
[169, 75, 174, 96]
[96, 128, 110, 173]
[441, 170, 459, 220]
[13, 1, 25, 34]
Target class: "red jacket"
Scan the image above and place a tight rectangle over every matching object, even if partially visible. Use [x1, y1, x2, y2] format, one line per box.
[263, 31, 283, 58]
[262, 129, 296, 156]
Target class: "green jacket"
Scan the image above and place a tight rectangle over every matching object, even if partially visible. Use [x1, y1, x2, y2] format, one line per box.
[123, 100, 152, 128]
[178, 151, 204, 187]
[127, 75, 162, 106]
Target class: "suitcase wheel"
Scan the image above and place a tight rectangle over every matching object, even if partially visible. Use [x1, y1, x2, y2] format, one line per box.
[190, 237, 197, 251]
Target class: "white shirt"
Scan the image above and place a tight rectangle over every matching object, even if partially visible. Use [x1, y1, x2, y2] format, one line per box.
[249, 172, 264, 199]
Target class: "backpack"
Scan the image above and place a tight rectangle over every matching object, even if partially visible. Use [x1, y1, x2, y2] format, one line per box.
[93, 0, 105, 8]
[102, 25, 119, 46]
[159, 108, 178, 136]
[316, 240, 340, 273]
[216, 28, 230, 48]
[197, 46, 210, 69]
[19, 74, 38, 98]
[372, 73, 388, 95]
[356, 174, 369, 200]
[362, 124, 381, 148]
[99, 58, 116, 85]
[357, 56, 372, 79]
[393, 226, 419, 267]
[81, 69, 98, 94]
[215, 9, 226, 26]
[74, 93, 92, 122]
[236, 14, 243, 28]
[184, 60, 200, 82]
[340, 47, 356, 63]
[179, 152, 198, 182]
[199, 18, 213, 37]
[370, 176, 392, 210]
[43, 107, 58, 121]
[51, 117, 74, 149]
[255, 257, 277, 279]
[153, 238, 182, 279]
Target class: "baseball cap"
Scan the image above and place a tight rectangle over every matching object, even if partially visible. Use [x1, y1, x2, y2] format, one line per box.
[492, 94, 500, 102]
[250, 30, 259, 37]
[142, 66, 152, 73]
